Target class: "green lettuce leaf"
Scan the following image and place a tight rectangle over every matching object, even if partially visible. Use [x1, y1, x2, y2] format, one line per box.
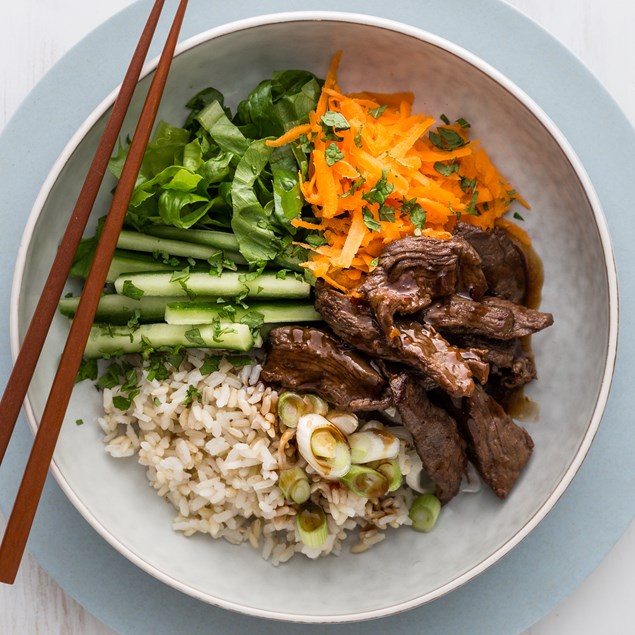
[230, 139, 280, 263]
[236, 70, 323, 138]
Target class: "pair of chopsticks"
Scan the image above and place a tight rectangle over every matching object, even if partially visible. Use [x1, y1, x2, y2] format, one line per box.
[0, 0, 188, 584]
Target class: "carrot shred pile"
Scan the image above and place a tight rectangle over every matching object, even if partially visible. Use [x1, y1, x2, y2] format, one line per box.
[267, 52, 528, 292]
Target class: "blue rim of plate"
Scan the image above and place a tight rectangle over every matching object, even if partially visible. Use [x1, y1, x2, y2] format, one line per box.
[0, 1, 634, 633]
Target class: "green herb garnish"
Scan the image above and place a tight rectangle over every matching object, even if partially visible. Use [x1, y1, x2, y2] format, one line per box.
[121, 280, 144, 301]
[362, 207, 381, 233]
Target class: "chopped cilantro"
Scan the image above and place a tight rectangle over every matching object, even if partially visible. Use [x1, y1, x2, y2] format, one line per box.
[325, 142, 344, 166]
[440, 113, 450, 125]
[238, 262, 266, 285]
[433, 160, 459, 177]
[429, 127, 468, 151]
[166, 349, 185, 370]
[145, 354, 171, 382]
[460, 176, 477, 192]
[370, 257, 379, 267]
[75, 418, 84, 426]
[362, 207, 381, 233]
[513, 211, 525, 221]
[207, 249, 237, 277]
[113, 395, 132, 411]
[340, 175, 366, 198]
[368, 104, 387, 119]
[362, 170, 394, 206]
[121, 280, 144, 301]
[299, 133, 314, 154]
[75, 358, 98, 384]
[456, 117, 471, 129]
[354, 124, 364, 148]
[126, 309, 142, 331]
[321, 111, 350, 130]
[466, 189, 480, 215]
[183, 384, 202, 406]
[184, 327, 205, 347]
[240, 310, 265, 332]
[306, 233, 328, 248]
[96, 363, 126, 390]
[218, 304, 237, 320]
[152, 250, 180, 267]
[229, 355, 252, 368]
[401, 197, 426, 229]
[379, 206, 395, 222]
[140, 335, 154, 357]
[200, 355, 221, 375]
[171, 266, 196, 300]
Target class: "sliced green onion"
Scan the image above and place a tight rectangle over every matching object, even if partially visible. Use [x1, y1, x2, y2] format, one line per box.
[405, 452, 436, 494]
[296, 502, 328, 548]
[409, 494, 441, 532]
[278, 392, 330, 428]
[277, 391, 307, 428]
[326, 410, 359, 435]
[311, 429, 338, 458]
[303, 394, 329, 416]
[372, 459, 402, 492]
[360, 419, 384, 431]
[278, 466, 311, 504]
[349, 429, 400, 464]
[340, 465, 389, 498]
[296, 414, 351, 479]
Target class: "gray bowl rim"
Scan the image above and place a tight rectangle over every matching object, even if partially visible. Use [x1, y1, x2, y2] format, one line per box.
[9, 10, 619, 623]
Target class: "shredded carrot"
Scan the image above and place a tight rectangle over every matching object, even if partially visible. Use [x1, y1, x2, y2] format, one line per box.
[267, 52, 527, 292]
[265, 123, 312, 148]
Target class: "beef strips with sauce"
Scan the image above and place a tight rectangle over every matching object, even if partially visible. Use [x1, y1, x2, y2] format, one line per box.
[441, 384, 534, 498]
[423, 294, 553, 340]
[261, 326, 391, 411]
[390, 373, 467, 504]
[314, 281, 476, 397]
[454, 222, 528, 304]
[263, 226, 551, 500]
[358, 234, 487, 339]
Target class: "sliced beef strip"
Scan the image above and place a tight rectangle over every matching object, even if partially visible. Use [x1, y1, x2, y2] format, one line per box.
[455, 222, 528, 304]
[314, 282, 477, 396]
[442, 383, 534, 498]
[358, 235, 487, 338]
[314, 281, 397, 359]
[390, 373, 467, 504]
[261, 326, 390, 411]
[423, 294, 553, 340]
[459, 350, 490, 385]
[395, 320, 475, 397]
[453, 335, 537, 390]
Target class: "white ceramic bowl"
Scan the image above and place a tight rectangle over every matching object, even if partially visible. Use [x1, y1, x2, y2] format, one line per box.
[11, 12, 617, 623]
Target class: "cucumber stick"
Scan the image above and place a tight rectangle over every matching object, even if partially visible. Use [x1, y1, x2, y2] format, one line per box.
[117, 229, 247, 265]
[165, 301, 321, 325]
[143, 225, 240, 252]
[79, 250, 175, 283]
[114, 271, 310, 299]
[59, 294, 185, 324]
[142, 225, 304, 273]
[83, 323, 258, 358]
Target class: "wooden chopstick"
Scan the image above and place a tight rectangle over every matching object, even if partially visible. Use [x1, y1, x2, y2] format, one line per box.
[0, 0, 189, 584]
[0, 0, 165, 468]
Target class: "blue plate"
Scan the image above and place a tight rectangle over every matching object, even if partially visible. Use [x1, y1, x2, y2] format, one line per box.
[1, 1, 634, 633]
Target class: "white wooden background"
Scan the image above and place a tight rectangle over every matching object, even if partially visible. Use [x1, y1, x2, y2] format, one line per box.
[1, 1, 635, 633]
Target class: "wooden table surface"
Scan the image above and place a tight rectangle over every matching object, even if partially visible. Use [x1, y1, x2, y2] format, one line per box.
[1, 1, 634, 633]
